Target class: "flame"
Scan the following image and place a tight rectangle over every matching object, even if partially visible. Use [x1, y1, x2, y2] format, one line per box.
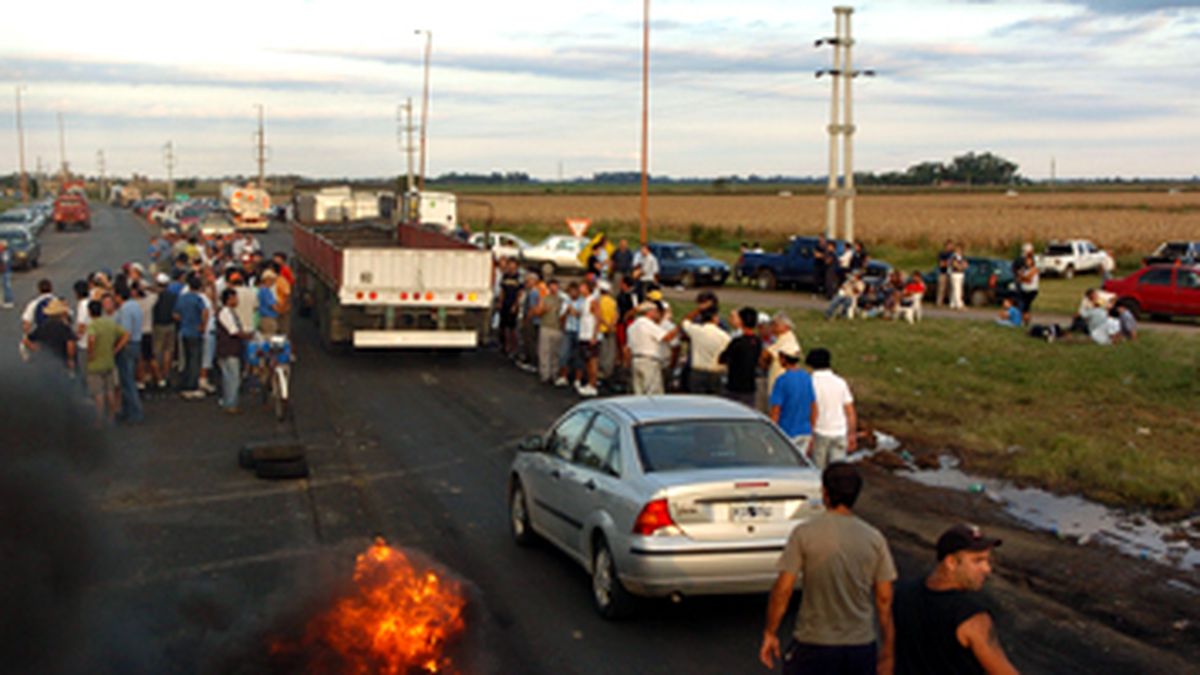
[273, 538, 467, 674]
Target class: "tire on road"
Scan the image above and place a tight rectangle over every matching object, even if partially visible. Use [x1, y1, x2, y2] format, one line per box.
[969, 288, 990, 307]
[239, 442, 305, 470]
[680, 272, 696, 289]
[591, 536, 635, 619]
[255, 457, 310, 480]
[509, 479, 536, 546]
[1063, 265, 1075, 280]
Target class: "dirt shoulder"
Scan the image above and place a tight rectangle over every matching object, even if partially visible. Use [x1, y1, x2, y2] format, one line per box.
[856, 463, 1198, 673]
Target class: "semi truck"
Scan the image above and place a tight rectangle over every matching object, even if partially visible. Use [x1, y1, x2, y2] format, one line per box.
[220, 182, 271, 231]
[292, 204, 493, 350]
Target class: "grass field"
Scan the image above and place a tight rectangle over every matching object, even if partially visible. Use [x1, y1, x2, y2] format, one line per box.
[670, 299, 1200, 512]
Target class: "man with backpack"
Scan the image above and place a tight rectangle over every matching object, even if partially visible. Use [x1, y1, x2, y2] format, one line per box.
[21, 279, 56, 336]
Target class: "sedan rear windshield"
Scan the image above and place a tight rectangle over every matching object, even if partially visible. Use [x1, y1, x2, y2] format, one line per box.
[634, 420, 806, 472]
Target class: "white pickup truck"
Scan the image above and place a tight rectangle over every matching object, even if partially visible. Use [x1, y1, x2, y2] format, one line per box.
[1035, 239, 1111, 279]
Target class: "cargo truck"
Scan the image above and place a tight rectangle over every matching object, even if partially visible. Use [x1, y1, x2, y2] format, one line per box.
[293, 215, 493, 350]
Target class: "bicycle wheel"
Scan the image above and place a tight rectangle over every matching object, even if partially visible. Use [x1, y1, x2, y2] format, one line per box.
[272, 365, 289, 421]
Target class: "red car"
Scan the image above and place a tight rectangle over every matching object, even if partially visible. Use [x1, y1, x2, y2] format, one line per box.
[1102, 264, 1200, 320]
[53, 193, 91, 231]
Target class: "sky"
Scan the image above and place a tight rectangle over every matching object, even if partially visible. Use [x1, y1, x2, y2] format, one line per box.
[2, 0, 1198, 180]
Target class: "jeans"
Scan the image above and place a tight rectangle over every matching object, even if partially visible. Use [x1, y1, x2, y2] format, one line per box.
[182, 336, 203, 391]
[1, 263, 12, 305]
[688, 369, 722, 394]
[116, 346, 144, 422]
[782, 641, 877, 675]
[825, 295, 854, 319]
[538, 327, 563, 382]
[812, 433, 849, 469]
[218, 356, 240, 409]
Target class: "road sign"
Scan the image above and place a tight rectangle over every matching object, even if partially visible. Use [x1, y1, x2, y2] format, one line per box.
[566, 218, 591, 237]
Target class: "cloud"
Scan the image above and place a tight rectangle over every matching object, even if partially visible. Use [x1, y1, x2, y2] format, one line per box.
[1072, 0, 1200, 13]
[0, 57, 359, 93]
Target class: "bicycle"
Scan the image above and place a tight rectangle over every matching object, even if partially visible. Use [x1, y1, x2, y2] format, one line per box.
[248, 334, 293, 420]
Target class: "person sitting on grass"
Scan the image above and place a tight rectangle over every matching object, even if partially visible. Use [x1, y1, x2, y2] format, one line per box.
[995, 298, 1022, 327]
[900, 271, 926, 308]
[825, 272, 865, 320]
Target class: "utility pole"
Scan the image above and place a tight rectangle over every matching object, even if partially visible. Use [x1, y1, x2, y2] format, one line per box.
[1050, 156, 1057, 191]
[400, 98, 416, 193]
[57, 112, 69, 184]
[415, 29, 433, 191]
[14, 86, 28, 203]
[163, 141, 176, 201]
[816, 6, 873, 242]
[639, 0, 651, 245]
[97, 149, 107, 202]
[254, 104, 266, 189]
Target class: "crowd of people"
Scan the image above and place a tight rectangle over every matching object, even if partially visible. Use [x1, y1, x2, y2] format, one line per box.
[10, 230, 295, 426]
[492, 244, 862, 469]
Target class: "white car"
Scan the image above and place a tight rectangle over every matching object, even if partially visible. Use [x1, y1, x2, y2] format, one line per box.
[521, 235, 589, 277]
[508, 396, 822, 618]
[1035, 239, 1110, 279]
[469, 231, 531, 260]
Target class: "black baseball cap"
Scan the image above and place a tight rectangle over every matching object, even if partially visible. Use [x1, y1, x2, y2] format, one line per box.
[936, 523, 1002, 560]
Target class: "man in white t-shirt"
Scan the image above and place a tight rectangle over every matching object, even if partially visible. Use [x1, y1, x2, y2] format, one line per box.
[680, 297, 731, 394]
[625, 301, 677, 395]
[575, 280, 600, 397]
[806, 348, 857, 469]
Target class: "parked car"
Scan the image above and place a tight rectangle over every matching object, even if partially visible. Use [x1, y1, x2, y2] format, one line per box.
[1034, 239, 1109, 279]
[0, 208, 45, 237]
[1143, 241, 1200, 267]
[1102, 264, 1200, 320]
[921, 256, 1017, 307]
[521, 235, 589, 277]
[52, 193, 91, 231]
[735, 236, 845, 290]
[0, 226, 41, 269]
[508, 395, 822, 618]
[470, 231, 531, 260]
[195, 210, 236, 237]
[647, 241, 730, 288]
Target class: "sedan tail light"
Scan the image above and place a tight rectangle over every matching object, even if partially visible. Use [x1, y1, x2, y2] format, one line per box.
[633, 498, 676, 536]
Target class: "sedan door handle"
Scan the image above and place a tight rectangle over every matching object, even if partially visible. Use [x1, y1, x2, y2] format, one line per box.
[583, 479, 597, 491]
[550, 469, 562, 479]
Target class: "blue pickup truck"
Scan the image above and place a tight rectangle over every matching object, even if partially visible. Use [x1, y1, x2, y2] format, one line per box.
[734, 236, 846, 290]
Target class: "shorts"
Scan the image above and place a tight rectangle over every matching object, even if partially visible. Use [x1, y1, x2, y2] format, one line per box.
[579, 340, 600, 360]
[499, 309, 518, 330]
[152, 324, 176, 361]
[86, 370, 117, 397]
[811, 433, 849, 469]
[141, 336, 154, 360]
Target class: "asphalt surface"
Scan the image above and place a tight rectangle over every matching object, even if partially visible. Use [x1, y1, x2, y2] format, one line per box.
[2, 206, 1194, 674]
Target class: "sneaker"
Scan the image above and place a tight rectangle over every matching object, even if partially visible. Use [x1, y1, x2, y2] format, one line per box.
[517, 362, 537, 374]
[200, 381, 218, 394]
[136, 382, 146, 391]
[579, 385, 598, 397]
[181, 389, 205, 400]
[0, 302, 13, 309]
[158, 379, 168, 389]
[553, 377, 568, 387]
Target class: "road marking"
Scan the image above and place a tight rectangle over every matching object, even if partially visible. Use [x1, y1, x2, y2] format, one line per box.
[104, 547, 322, 589]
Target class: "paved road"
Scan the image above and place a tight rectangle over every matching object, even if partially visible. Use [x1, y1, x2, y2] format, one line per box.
[3, 206, 1192, 674]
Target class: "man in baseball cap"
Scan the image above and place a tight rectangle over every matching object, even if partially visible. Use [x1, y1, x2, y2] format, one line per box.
[893, 523, 1017, 675]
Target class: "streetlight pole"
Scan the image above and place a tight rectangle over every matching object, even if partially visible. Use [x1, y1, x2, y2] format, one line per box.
[57, 111, 69, 184]
[639, 0, 650, 245]
[14, 86, 28, 203]
[415, 29, 433, 192]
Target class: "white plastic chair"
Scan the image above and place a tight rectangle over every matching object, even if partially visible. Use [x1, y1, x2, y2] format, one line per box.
[897, 293, 923, 324]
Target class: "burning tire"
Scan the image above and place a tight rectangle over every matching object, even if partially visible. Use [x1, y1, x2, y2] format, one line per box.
[591, 537, 635, 619]
[509, 480, 536, 546]
[255, 457, 310, 480]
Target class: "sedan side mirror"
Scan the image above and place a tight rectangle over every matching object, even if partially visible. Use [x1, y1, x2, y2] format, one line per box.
[519, 435, 545, 453]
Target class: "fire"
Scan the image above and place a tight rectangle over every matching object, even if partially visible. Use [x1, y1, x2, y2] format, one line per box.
[273, 538, 467, 674]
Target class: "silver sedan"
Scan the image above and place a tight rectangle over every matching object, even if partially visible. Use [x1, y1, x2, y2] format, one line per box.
[507, 395, 823, 618]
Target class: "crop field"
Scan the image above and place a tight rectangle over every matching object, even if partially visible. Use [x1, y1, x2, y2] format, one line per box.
[461, 190, 1200, 255]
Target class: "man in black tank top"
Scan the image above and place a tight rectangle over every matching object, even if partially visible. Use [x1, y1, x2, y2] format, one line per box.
[894, 524, 1019, 675]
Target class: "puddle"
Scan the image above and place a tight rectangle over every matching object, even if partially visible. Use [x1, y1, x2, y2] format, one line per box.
[863, 434, 1200, 574]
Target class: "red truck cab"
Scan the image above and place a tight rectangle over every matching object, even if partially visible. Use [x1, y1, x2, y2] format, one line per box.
[1102, 263, 1200, 320]
[53, 192, 91, 231]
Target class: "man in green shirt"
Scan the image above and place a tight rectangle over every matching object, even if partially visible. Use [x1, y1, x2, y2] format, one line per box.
[87, 297, 129, 427]
[760, 462, 897, 674]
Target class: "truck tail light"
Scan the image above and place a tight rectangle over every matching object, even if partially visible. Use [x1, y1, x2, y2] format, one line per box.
[400, 292, 408, 300]
[456, 293, 464, 301]
[369, 291, 377, 301]
[633, 499, 676, 536]
[988, 274, 996, 289]
[425, 292, 434, 301]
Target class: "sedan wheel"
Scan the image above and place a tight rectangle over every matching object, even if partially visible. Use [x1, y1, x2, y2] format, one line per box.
[591, 538, 635, 619]
[509, 481, 536, 546]
[680, 272, 696, 289]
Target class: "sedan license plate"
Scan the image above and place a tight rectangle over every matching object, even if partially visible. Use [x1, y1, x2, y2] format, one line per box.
[729, 503, 774, 522]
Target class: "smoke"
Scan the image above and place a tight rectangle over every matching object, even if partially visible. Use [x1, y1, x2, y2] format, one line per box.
[0, 368, 132, 674]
